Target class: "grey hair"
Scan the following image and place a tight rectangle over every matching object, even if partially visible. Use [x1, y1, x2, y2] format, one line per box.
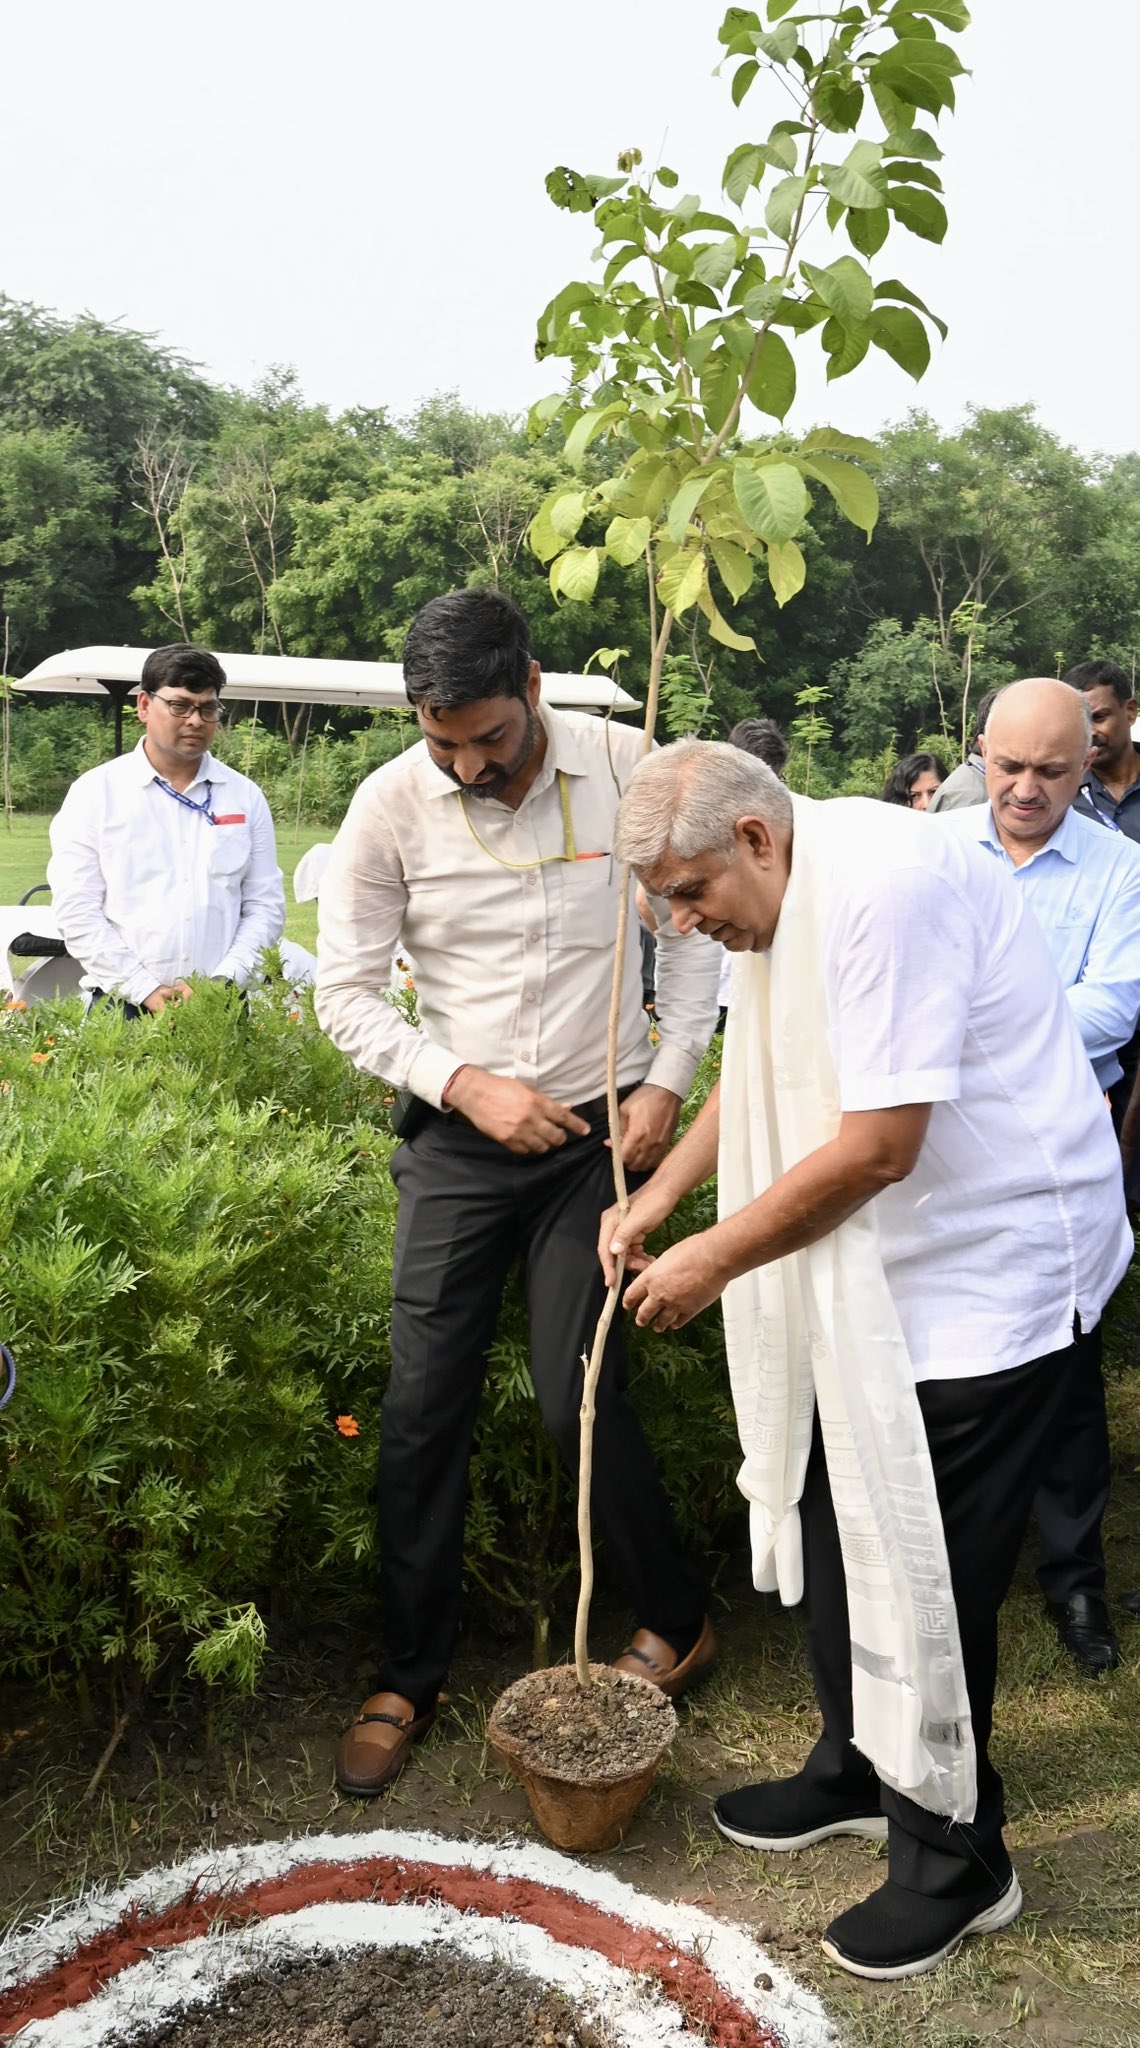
[614, 737, 794, 869]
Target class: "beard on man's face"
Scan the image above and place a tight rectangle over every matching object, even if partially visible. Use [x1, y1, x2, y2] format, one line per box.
[441, 704, 540, 799]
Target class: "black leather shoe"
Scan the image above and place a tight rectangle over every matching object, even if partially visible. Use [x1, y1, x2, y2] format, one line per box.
[1119, 1589, 1140, 1617]
[1046, 1594, 1120, 1676]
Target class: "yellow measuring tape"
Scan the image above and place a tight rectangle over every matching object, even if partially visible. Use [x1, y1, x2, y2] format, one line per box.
[458, 769, 605, 871]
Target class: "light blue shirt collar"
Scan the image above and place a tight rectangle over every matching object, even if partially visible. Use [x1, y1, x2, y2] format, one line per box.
[975, 800, 1082, 870]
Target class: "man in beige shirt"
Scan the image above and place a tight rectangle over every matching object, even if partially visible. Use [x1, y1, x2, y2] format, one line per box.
[316, 588, 721, 1795]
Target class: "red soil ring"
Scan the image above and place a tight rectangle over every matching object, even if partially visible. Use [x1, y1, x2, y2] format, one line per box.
[0, 1853, 783, 2047]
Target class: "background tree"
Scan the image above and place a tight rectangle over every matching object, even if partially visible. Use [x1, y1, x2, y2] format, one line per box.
[0, 297, 218, 660]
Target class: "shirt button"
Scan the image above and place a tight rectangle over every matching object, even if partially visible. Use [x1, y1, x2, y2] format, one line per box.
[529, 932, 540, 943]
[527, 873, 538, 885]
[520, 1050, 532, 1062]
[525, 992, 536, 1004]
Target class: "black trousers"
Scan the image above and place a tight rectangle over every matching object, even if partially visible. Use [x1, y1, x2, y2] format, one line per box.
[799, 1333, 1083, 1899]
[375, 1101, 707, 1705]
[1033, 1320, 1110, 1603]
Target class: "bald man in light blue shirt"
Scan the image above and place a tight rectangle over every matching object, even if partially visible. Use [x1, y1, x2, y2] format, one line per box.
[939, 677, 1140, 1679]
[945, 798, 1140, 1090]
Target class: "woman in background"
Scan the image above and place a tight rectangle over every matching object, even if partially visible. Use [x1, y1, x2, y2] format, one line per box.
[881, 751, 946, 811]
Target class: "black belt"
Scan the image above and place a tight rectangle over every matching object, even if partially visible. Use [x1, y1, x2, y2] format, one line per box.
[569, 1085, 637, 1122]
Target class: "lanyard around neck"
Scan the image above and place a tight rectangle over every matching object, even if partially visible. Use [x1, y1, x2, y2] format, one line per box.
[155, 776, 216, 825]
[457, 768, 607, 871]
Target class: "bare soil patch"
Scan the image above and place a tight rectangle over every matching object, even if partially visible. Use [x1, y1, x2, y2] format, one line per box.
[132, 1945, 616, 2048]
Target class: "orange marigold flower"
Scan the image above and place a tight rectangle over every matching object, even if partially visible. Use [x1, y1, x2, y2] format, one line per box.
[335, 1414, 360, 1438]
[5, 999, 28, 1012]
[28, 1051, 50, 1066]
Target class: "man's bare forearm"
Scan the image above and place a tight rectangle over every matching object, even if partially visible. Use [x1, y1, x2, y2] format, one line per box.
[652, 1078, 721, 1202]
[709, 1105, 931, 1284]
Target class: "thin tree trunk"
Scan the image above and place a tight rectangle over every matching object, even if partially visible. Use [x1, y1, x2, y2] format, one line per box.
[574, 605, 673, 1686]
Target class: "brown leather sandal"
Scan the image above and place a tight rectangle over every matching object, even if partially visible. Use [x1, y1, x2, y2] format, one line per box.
[612, 1617, 717, 1700]
[335, 1690, 435, 1797]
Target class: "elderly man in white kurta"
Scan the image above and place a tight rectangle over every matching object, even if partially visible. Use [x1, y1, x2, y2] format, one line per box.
[600, 738, 1129, 1983]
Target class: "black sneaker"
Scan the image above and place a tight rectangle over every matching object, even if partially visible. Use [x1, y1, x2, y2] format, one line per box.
[713, 1772, 887, 1851]
[821, 1870, 1022, 1980]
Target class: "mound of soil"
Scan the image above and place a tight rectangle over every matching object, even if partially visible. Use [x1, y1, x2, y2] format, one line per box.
[490, 1665, 675, 1783]
[135, 1945, 623, 2048]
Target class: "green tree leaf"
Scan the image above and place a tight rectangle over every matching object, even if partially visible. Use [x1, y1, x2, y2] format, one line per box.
[733, 458, 810, 543]
[797, 453, 880, 537]
[875, 277, 948, 339]
[657, 545, 708, 615]
[724, 144, 765, 206]
[872, 39, 966, 117]
[814, 73, 864, 133]
[823, 318, 871, 380]
[709, 536, 756, 601]
[563, 401, 626, 466]
[882, 125, 943, 161]
[746, 330, 796, 420]
[700, 357, 740, 436]
[604, 514, 652, 565]
[798, 426, 881, 459]
[869, 304, 932, 379]
[700, 589, 757, 650]
[801, 255, 874, 327]
[887, 160, 944, 189]
[732, 59, 759, 105]
[847, 205, 890, 258]
[667, 470, 720, 544]
[888, 184, 949, 242]
[656, 165, 680, 188]
[692, 238, 740, 291]
[550, 546, 601, 602]
[549, 490, 590, 540]
[545, 168, 600, 215]
[765, 174, 811, 239]
[718, 6, 761, 41]
[766, 537, 807, 606]
[823, 139, 887, 210]
[741, 280, 787, 323]
[756, 21, 798, 61]
[899, 2, 971, 27]
[529, 500, 566, 564]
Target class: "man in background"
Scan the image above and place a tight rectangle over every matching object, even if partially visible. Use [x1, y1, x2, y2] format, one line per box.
[48, 645, 284, 1013]
[926, 689, 999, 811]
[728, 715, 789, 778]
[1068, 658, 1140, 841]
[939, 678, 1140, 1675]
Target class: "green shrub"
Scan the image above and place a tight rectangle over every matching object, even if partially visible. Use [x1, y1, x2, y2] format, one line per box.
[0, 996, 740, 1704]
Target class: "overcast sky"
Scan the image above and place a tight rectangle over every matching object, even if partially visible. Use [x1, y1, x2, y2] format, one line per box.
[6, 1, 1136, 456]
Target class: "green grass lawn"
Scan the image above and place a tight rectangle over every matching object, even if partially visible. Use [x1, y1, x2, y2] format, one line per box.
[0, 813, 333, 953]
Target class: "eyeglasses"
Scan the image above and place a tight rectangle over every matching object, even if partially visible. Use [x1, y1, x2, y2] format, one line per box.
[149, 694, 226, 725]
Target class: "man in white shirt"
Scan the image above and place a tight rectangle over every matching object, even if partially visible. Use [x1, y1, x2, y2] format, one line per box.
[48, 645, 285, 1012]
[316, 590, 722, 1798]
[939, 678, 1140, 1678]
[601, 740, 1129, 1980]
